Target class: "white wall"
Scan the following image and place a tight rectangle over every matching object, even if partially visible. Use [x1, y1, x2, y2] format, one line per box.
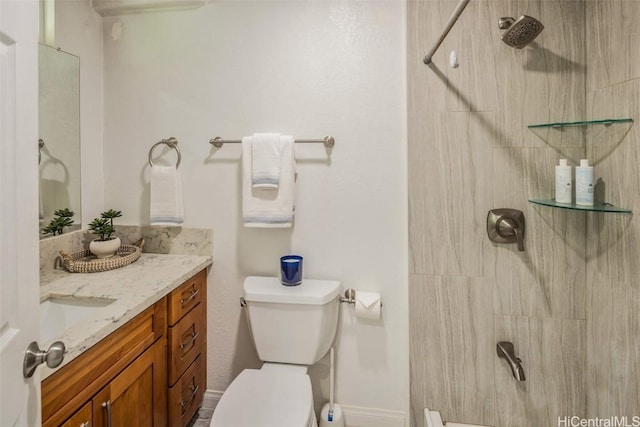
[102, 1, 408, 418]
[55, 0, 104, 226]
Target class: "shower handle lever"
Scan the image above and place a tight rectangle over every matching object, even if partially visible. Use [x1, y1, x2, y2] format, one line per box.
[486, 209, 526, 252]
[497, 217, 524, 252]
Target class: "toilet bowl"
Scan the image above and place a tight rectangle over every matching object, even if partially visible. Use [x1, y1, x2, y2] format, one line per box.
[211, 364, 317, 427]
[210, 277, 340, 427]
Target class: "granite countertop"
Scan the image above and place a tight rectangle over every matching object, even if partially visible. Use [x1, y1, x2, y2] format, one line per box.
[39, 253, 212, 380]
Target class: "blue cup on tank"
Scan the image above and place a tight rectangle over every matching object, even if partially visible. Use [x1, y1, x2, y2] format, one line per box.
[280, 255, 303, 286]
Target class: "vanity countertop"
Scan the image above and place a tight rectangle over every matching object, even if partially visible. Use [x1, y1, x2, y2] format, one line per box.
[39, 253, 212, 380]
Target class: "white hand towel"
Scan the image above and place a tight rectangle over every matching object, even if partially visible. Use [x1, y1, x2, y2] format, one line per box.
[251, 132, 281, 189]
[242, 135, 295, 227]
[150, 165, 184, 227]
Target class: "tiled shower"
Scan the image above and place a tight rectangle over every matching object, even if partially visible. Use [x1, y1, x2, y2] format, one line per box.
[408, 1, 639, 426]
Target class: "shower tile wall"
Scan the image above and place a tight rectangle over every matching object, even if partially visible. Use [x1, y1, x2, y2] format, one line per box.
[408, 1, 588, 426]
[409, 275, 496, 425]
[586, 1, 640, 419]
[494, 316, 585, 427]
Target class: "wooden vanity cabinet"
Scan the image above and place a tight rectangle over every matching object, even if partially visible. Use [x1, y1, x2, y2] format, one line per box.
[42, 268, 208, 427]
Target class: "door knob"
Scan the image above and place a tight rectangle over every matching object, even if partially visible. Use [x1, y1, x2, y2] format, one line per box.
[23, 341, 66, 378]
[487, 209, 525, 252]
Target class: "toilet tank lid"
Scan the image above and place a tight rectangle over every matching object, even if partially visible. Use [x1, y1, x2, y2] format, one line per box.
[244, 276, 341, 305]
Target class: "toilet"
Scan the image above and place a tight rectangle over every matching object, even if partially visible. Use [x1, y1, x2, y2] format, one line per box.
[210, 276, 341, 427]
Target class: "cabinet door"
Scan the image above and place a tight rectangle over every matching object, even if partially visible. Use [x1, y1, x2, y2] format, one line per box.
[92, 339, 167, 427]
[61, 402, 92, 427]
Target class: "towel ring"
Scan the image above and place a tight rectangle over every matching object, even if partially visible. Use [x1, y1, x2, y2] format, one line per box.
[148, 137, 181, 168]
[38, 138, 45, 165]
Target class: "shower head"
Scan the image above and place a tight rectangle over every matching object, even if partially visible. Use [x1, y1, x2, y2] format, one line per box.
[498, 15, 544, 49]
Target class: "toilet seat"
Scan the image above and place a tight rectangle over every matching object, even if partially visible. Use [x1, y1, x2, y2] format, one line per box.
[210, 365, 316, 427]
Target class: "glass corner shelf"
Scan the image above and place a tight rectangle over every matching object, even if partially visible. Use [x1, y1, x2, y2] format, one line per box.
[528, 118, 633, 129]
[528, 199, 632, 214]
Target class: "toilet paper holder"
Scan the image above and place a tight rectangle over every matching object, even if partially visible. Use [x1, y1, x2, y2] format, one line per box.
[339, 289, 383, 307]
[340, 289, 356, 304]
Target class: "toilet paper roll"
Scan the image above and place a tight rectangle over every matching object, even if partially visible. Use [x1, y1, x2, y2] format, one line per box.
[355, 291, 381, 320]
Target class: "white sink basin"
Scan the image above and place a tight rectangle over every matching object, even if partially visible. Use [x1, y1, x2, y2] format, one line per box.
[40, 297, 115, 342]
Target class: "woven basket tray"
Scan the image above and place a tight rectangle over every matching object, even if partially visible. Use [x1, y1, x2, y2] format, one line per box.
[59, 239, 145, 273]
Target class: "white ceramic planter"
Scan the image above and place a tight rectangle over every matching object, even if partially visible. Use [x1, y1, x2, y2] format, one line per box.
[89, 237, 121, 259]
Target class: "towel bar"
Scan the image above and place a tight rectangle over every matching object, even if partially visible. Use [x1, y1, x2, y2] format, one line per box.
[209, 136, 335, 149]
[148, 137, 181, 168]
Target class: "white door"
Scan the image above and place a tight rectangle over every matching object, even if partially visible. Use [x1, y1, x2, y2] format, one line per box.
[0, 0, 42, 425]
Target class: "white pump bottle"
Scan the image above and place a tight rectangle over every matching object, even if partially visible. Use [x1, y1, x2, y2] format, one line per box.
[575, 159, 594, 206]
[555, 159, 572, 204]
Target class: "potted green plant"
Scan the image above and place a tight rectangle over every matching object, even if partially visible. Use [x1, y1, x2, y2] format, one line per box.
[41, 209, 75, 237]
[88, 209, 122, 258]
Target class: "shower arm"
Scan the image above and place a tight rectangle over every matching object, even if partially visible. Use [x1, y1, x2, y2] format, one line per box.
[423, 0, 471, 65]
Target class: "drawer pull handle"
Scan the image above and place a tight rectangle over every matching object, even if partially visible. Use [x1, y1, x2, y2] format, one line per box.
[102, 400, 112, 427]
[180, 332, 199, 350]
[180, 384, 199, 412]
[80, 422, 90, 427]
[181, 289, 199, 305]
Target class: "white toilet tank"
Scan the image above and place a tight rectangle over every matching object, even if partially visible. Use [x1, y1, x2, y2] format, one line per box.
[243, 276, 341, 365]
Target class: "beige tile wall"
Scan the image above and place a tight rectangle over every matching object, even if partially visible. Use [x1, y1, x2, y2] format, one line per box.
[409, 274, 496, 426]
[586, 2, 640, 419]
[494, 315, 585, 427]
[408, 1, 601, 426]
[408, 112, 495, 277]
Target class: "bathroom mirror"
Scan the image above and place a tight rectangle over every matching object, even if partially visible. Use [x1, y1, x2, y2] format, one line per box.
[38, 44, 81, 238]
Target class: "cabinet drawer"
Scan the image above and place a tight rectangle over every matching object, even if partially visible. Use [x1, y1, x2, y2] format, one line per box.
[168, 355, 204, 427]
[168, 302, 204, 385]
[168, 270, 206, 326]
[60, 401, 91, 427]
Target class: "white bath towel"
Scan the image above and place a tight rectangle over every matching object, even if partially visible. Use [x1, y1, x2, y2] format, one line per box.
[242, 135, 295, 227]
[251, 132, 281, 189]
[150, 165, 184, 227]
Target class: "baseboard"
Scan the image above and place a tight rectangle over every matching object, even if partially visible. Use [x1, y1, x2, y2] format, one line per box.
[202, 389, 223, 411]
[202, 390, 406, 427]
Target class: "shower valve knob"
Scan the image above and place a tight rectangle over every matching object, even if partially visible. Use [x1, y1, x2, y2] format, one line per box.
[487, 209, 525, 252]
